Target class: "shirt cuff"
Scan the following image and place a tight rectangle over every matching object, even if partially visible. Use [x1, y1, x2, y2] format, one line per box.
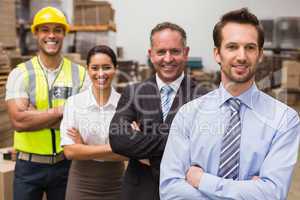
[5, 92, 28, 101]
[198, 172, 221, 194]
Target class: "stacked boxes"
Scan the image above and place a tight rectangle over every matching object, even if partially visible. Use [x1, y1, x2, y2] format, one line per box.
[185, 57, 217, 92]
[74, 0, 115, 25]
[114, 60, 139, 93]
[8, 55, 31, 70]
[0, 93, 13, 148]
[271, 88, 300, 106]
[0, 44, 10, 88]
[0, 157, 15, 200]
[71, 1, 116, 60]
[116, 60, 139, 83]
[0, 0, 17, 48]
[254, 50, 300, 107]
[281, 60, 300, 90]
[255, 54, 276, 90]
[0, 44, 13, 148]
[190, 70, 218, 92]
[255, 54, 300, 90]
[258, 17, 300, 107]
[269, 60, 300, 106]
[138, 65, 154, 82]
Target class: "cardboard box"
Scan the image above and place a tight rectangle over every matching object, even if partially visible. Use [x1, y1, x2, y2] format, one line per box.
[281, 61, 300, 89]
[272, 88, 300, 106]
[74, 1, 114, 25]
[0, 162, 14, 200]
[116, 60, 139, 83]
[0, 0, 16, 47]
[0, 148, 47, 200]
[0, 86, 13, 148]
[0, 149, 15, 200]
[255, 55, 273, 82]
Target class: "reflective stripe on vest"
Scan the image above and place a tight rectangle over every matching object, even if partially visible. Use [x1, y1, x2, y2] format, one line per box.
[14, 56, 86, 155]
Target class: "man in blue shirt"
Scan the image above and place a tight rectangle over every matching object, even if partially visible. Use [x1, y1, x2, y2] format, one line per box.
[160, 8, 300, 200]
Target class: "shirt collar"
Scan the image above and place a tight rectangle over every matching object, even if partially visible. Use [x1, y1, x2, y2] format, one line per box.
[37, 55, 63, 73]
[217, 82, 258, 110]
[86, 86, 120, 109]
[156, 72, 184, 93]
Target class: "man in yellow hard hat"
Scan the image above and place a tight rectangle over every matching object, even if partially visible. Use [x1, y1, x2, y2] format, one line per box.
[5, 7, 90, 200]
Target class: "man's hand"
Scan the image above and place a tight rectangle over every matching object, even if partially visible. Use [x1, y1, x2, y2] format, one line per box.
[139, 159, 150, 166]
[131, 121, 141, 131]
[67, 127, 83, 144]
[186, 165, 204, 188]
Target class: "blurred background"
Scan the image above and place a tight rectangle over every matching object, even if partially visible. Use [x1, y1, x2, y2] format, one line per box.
[0, 1, 299, 199]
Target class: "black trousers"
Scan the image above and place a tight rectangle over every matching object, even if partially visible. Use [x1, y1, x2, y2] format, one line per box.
[13, 159, 71, 200]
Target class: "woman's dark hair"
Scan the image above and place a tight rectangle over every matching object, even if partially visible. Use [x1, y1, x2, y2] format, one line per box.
[86, 45, 117, 67]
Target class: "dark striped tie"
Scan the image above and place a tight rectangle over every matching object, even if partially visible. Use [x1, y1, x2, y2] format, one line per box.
[161, 85, 173, 121]
[218, 98, 242, 180]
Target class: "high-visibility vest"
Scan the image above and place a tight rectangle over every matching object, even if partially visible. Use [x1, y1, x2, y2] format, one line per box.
[14, 56, 86, 155]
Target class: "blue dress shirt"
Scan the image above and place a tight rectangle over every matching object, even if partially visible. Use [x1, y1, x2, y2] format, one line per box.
[160, 83, 300, 200]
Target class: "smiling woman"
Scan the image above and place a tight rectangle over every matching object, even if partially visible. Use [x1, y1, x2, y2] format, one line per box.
[87, 46, 117, 96]
[60, 45, 126, 200]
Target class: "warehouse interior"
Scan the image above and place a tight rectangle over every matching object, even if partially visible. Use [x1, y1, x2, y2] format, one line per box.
[0, 0, 300, 199]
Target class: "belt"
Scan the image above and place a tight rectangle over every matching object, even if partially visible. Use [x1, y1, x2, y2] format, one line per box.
[17, 152, 66, 164]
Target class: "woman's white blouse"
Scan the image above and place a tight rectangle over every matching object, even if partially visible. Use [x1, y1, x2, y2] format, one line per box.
[60, 86, 120, 147]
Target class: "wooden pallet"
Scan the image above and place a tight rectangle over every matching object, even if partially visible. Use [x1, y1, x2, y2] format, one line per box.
[0, 97, 6, 112]
[0, 75, 8, 87]
[0, 76, 7, 81]
[0, 68, 10, 75]
[0, 55, 9, 66]
[0, 85, 5, 95]
[0, 109, 13, 148]
[0, 68, 10, 87]
[0, 81, 6, 87]
[69, 24, 116, 32]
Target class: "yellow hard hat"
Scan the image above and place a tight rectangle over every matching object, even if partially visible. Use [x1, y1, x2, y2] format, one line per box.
[31, 6, 69, 34]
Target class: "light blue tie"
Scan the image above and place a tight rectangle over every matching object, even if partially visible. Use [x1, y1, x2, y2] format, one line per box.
[218, 98, 242, 180]
[161, 85, 173, 121]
